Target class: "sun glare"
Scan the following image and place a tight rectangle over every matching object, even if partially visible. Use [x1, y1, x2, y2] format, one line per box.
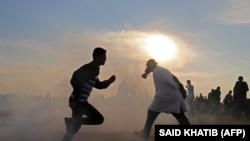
[144, 34, 178, 62]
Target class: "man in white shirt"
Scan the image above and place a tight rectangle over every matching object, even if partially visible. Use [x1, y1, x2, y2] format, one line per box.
[135, 59, 190, 139]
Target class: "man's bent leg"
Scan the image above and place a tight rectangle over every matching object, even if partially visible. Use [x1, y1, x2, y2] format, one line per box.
[62, 103, 84, 141]
[81, 102, 104, 125]
[135, 109, 160, 139]
[172, 112, 190, 125]
[62, 117, 81, 141]
[62, 132, 74, 141]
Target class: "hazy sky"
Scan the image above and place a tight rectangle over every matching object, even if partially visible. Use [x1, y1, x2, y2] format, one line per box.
[1, 0, 250, 99]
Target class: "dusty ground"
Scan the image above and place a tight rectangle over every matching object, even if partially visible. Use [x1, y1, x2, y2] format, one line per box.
[1, 113, 249, 141]
[56, 114, 250, 141]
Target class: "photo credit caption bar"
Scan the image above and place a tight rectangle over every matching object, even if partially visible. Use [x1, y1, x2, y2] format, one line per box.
[155, 125, 250, 141]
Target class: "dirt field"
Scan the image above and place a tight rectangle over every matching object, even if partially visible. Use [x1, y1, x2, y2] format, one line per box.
[1, 113, 249, 141]
[54, 114, 250, 141]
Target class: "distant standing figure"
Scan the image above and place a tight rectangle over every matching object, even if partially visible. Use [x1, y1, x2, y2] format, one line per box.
[185, 80, 195, 115]
[135, 59, 190, 139]
[233, 76, 249, 118]
[214, 86, 221, 105]
[223, 90, 233, 115]
[62, 47, 116, 141]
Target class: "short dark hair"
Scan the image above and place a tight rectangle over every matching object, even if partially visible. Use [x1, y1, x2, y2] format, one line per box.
[146, 59, 157, 66]
[92, 47, 106, 58]
[238, 76, 243, 80]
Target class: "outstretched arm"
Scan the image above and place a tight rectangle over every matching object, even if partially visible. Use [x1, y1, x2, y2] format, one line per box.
[94, 75, 116, 89]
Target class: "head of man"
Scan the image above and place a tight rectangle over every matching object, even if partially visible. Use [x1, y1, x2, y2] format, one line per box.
[92, 47, 107, 65]
[141, 59, 157, 79]
[237, 76, 244, 82]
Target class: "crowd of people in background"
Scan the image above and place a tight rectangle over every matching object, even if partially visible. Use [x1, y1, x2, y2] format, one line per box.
[185, 76, 250, 119]
[1, 76, 249, 122]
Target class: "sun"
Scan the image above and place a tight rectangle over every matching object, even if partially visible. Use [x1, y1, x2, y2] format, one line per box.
[143, 34, 178, 62]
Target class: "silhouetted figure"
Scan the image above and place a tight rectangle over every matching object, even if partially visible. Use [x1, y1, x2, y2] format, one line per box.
[214, 86, 221, 115]
[135, 59, 190, 139]
[62, 47, 116, 141]
[232, 76, 249, 118]
[203, 96, 209, 114]
[207, 89, 216, 115]
[196, 93, 206, 114]
[223, 90, 233, 115]
[185, 80, 195, 115]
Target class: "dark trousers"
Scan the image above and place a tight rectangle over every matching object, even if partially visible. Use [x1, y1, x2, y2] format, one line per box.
[233, 97, 248, 117]
[62, 101, 104, 141]
[143, 108, 190, 136]
[71, 101, 104, 133]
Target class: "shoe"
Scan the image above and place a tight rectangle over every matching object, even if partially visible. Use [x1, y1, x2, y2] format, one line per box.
[134, 130, 149, 139]
[64, 117, 73, 133]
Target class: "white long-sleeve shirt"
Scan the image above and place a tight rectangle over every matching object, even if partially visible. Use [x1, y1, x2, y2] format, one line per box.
[149, 66, 187, 113]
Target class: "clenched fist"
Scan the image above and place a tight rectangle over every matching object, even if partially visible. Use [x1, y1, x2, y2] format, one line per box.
[108, 75, 116, 83]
